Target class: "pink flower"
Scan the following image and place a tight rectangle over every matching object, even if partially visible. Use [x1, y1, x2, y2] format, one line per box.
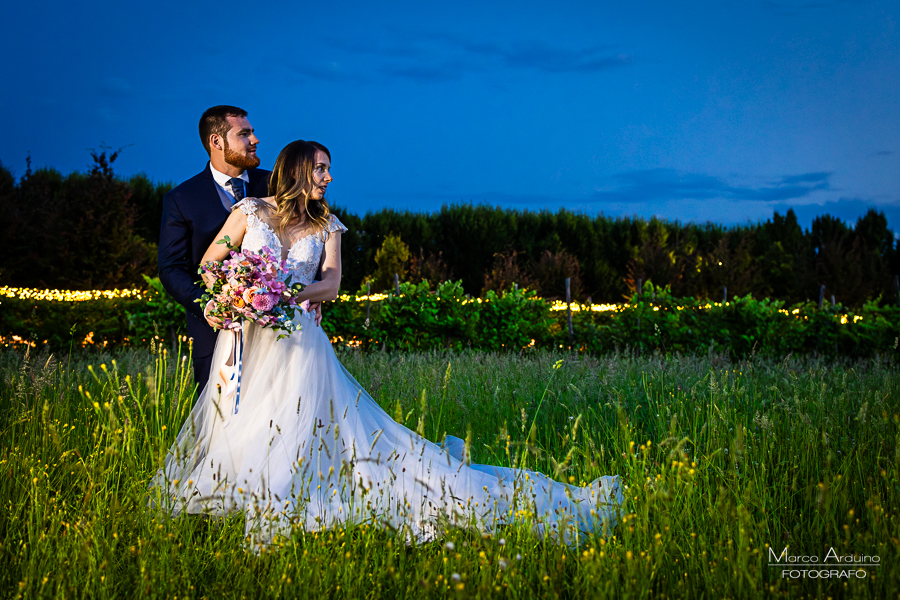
[242, 286, 260, 305]
[251, 293, 276, 312]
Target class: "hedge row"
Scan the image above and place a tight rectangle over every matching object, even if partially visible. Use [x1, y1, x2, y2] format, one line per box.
[0, 277, 184, 350]
[2, 280, 898, 358]
[322, 281, 900, 358]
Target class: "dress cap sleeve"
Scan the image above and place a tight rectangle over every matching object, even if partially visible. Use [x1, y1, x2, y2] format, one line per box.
[232, 198, 259, 216]
[326, 213, 348, 235]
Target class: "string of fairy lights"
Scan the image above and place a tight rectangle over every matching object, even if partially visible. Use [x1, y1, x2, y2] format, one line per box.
[0, 284, 865, 348]
[0, 286, 145, 302]
[0, 285, 868, 317]
[1, 286, 623, 311]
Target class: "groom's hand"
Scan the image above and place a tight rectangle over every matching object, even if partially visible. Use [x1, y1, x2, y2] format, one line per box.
[309, 301, 323, 327]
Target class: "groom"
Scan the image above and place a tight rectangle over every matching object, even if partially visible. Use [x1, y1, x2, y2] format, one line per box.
[158, 105, 319, 394]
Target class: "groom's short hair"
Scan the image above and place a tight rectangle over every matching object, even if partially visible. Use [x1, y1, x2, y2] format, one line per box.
[199, 105, 248, 155]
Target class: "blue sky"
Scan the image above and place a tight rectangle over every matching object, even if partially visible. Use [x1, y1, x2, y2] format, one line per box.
[4, 0, 899, 231]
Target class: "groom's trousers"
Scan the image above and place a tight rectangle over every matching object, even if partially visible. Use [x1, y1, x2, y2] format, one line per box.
[193, 352, 214, 398]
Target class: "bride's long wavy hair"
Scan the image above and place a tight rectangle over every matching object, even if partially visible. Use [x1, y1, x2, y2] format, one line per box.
[268, 140, 332, 235]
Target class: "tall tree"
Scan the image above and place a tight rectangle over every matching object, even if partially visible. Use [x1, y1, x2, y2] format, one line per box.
[0, 151, 156, 289]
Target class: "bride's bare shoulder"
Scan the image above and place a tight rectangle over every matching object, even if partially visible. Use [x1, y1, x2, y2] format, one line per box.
[253, 196, 278, 211]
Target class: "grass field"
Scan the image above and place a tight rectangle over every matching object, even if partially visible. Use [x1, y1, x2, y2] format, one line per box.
[1, 343, 898, 599]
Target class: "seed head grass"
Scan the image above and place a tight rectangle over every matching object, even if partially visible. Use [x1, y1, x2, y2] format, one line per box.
[0, 345, 897, 598]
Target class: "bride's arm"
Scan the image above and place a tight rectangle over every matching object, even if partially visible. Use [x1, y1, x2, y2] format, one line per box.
[200, 209, 248, 289]
[295, 232, 342, 303]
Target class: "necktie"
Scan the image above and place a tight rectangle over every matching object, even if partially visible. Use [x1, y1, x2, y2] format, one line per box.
[228, 178, 246, 203]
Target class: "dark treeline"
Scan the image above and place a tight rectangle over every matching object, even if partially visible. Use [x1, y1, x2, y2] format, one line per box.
[0, 152, 169, 290]
[337, 205, 898, 306]
[1, 154, 897, 306]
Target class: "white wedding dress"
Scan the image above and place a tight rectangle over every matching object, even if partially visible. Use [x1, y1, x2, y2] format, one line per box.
[152, 198, 623, 545]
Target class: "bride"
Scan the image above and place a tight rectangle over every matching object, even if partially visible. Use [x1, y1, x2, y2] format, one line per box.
[152, 140, 623, 545]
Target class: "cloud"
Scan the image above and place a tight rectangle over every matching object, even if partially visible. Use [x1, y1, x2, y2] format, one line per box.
[375, 169, 833, 212]
[289, 62, 364, 84]
[376, 60, 472, 83]
[778, 172, 830, 185]
[304, 34, 633, 83]
[875, 150, 894, 157]
[447, 38, 631, 74]
[360, 188, 562, 206]
[591, 169, 831, 203]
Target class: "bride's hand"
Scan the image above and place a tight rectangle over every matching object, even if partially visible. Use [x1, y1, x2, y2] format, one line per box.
[201, 270, 217, 291]
[204, 300, 224, 329]
[309, 301, 323, 327]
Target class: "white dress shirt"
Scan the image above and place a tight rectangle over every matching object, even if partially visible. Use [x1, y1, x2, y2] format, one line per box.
[209, 164, 250, 212]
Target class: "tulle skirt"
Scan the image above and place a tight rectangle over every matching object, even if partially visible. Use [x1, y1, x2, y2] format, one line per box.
[151, 309, 623, 545]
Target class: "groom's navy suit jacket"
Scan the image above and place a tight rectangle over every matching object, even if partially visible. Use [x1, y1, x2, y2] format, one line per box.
[158, 163, 271, 359]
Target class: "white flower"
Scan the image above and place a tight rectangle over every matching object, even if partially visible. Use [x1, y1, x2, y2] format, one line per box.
[516, 553, 522, 561]
[451, 573, 461, 582]
[498, 538, 506, 546]
[444, 542, 455, 551]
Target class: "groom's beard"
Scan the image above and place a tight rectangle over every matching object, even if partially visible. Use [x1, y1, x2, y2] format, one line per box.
[224, 140, 261, 170]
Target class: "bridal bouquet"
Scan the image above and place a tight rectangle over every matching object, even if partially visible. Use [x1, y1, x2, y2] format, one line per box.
[197, 236, 305, 338]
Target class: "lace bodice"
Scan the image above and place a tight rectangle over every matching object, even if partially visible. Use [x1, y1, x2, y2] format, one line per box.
[234, 198, 347, 286]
